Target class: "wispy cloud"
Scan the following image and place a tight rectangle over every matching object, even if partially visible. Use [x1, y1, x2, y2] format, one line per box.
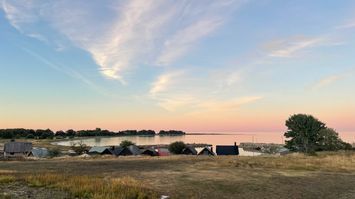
[335, 22, 355, 29]
[266, 36, 325, 58]
[310, 72, 352, 90]
[148, 69, 263, 112]
[149, 71, 184, 96]
[1, 0, 241, 83]
[197, 96, 263, 111]
[156, 18, 223, 65]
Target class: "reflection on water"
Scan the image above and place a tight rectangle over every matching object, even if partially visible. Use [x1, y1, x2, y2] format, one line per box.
[54, 131, 355, 148]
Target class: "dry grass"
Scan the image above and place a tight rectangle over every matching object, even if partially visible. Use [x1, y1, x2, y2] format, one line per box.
[24, 173, 157, 199]
[0, 152, 355, 198]
[219, 151, 355, 172]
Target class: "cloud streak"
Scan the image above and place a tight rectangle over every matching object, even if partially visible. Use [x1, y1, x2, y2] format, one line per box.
[1, 0, 240, 83]
[311, 71, 354, 90]
[266, 36, 325, 58]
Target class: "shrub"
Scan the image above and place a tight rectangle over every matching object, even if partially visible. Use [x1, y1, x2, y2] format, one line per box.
[120, 140, 135, 148]
[168, 141, 186, 154]
[70, 141, 89, 155]
[48, 148, 61, 158]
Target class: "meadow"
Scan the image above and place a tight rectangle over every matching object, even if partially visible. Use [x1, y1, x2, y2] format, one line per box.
[0, 152, 355, 199]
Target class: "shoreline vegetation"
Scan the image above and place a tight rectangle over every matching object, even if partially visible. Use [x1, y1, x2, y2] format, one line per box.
[0, 128, 186, 139]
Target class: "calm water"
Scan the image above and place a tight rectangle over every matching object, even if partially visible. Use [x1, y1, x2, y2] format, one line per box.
[55, 131, 355, 148]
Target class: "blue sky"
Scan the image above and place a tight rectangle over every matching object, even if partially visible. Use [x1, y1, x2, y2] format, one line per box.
[0, 0, 355, 132]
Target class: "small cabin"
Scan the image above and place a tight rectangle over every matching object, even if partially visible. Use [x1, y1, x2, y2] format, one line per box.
[157, 148, 170, 156]
[141, 148, 158, 156]
[216, 143, 239, 155]
[88, 146, 114, 155]
[182, 146, 197, 155]
[198, 147, 215, 156]
[4, 141, 33, 158]
[29, 147, 49, 158]
[113, 147, 132, 156]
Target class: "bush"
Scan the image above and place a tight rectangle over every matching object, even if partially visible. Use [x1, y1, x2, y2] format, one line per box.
[120, 140, 135, 148]
[70, 141, 89, 155]
[48, 148, 61, 158]
[168, 141, 186, 154]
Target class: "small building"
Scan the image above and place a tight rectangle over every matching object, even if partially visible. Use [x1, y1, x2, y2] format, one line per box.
[4, 141, 33, 158]
[157, 148, 170, 156]
[216, 143, 239, 155]
[182, 146, 197, 155]
[127, 145, 141, 155]
[29, 147, 49, 158]
[141, 148, 158, 156]
[88, 146, 114, 155]
[112, 146, 142, 156]
[198, 147, 215, 156]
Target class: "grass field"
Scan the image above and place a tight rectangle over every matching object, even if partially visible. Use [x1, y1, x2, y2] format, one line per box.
[0, 152, 355, 199]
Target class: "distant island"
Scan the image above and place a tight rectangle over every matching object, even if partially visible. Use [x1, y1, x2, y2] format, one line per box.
[0, 128, 186, 139]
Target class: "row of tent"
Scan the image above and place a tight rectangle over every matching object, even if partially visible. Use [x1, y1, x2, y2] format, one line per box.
[1, 141, 240, 158]
[88, 144, 240, 156]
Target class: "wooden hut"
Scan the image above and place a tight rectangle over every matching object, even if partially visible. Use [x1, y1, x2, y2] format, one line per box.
[182, 146, 197, 155]
[141, 148, 158, 156]
[216, 142, 239, 155]
[198, 147, 215, 156]
[4, 141, 32, 158]
[88, 146, 114, 155]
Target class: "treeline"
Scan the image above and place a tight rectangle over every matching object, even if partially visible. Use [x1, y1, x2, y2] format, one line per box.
[0, 128, 186, 139]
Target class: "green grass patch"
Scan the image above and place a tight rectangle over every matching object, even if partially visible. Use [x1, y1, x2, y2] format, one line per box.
[0, 175, 15, 184]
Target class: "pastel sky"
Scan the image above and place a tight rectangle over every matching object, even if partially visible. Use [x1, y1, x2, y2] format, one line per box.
[0, 0, 355, 132]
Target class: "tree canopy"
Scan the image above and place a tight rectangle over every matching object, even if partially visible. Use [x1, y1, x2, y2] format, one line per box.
[119, 140, 135, 148]
[284, 114, 351, 153]
[168, 141, 186, 154]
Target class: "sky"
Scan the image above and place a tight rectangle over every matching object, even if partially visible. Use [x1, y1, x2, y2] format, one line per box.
[0, 0, 355, 132]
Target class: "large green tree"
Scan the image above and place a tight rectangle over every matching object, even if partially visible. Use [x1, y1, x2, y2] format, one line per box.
[316, 128, 352, 151]
[284, 114, 326, 153]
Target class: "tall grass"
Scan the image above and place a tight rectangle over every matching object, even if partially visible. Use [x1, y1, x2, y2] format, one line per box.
[24, 173, 158, 199]
[0, 175, 15, 184]
[223, 151, 355, 172]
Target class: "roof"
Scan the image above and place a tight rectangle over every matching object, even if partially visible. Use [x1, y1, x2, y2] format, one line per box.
[157, 148, 170, 156]
[182, 146, 197, 155]
[31, 148, 49, 158]
[140, 148, 158, 156]
[198, 147, 215, 156]
[127, 145, 141, 155]
[112, 146, 133, 156]
[4, 142, 32, 153]
[216, 145, 239, 155]
[89, 146, 112, 154]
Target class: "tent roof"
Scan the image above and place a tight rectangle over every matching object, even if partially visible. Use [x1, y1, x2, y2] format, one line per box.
[4, 142, 32, 153]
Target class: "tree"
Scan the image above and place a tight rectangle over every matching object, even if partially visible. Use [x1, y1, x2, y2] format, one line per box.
[120, 140, 135, 148]
[317, 128, 352, 151]
[70, 141, 89, 155]
[66, 129, 77, 137]
[168, 141, 186, 154]
[55, 130, 66, 137]
[284, 114, 326, 153]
